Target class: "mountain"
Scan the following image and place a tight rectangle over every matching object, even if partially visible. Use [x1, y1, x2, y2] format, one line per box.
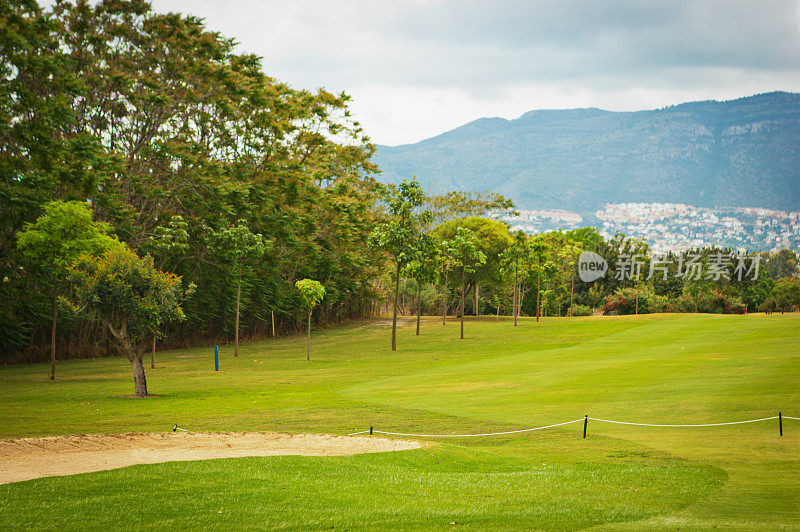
[374, 92, 800, 216]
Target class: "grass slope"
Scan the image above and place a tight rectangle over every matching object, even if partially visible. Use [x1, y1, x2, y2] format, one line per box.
[0, 314, 798, 529]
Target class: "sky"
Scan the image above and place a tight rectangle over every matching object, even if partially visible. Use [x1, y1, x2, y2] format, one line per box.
[148, 0, 800, 146]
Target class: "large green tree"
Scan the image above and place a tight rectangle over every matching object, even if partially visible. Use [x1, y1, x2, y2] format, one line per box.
[403, 234, 439, 336]
[208, 221, 268, 357]
[448, 227, 486, 339]
[433, 217, 512, 317]
[72, 244, 192, 396]
[16, 201, 116, 379]
[1, 0, 382, 363]
[369, 178, 431, 351]
[426, 191, 515, 224]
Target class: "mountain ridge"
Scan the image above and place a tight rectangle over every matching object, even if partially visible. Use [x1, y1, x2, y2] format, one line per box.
[374, 91, 800, 215]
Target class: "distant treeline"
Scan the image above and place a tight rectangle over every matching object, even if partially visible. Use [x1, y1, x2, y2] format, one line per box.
[391, 220, 800, 324]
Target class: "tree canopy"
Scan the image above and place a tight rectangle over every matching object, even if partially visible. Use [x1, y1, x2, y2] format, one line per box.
[72, 243, 192, 396]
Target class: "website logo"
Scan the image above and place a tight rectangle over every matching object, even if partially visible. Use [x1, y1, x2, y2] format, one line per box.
[578, 251, 608, 282]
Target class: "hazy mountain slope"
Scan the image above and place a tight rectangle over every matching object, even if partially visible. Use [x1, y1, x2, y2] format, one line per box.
[374, 92, 800, 214]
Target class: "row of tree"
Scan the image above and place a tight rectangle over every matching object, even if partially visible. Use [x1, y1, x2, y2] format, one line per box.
[370, 180, 800, 350]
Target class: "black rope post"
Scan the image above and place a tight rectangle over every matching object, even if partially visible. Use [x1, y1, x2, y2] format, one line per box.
[583, 415, 588, 439]
[370, 426, 373, 435]
[779, 412, 783, 436]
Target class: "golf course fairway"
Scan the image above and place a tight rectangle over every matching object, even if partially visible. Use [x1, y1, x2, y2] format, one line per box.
[0, 313, 797, 530]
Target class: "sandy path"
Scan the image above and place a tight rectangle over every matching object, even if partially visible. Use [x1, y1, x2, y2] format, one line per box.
[0, 432, 421, 485]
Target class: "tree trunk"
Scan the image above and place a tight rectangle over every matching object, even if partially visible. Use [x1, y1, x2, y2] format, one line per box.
[306, 309, 312, 361]
[235, 272, 241, 357]
[401, 279, 406, 316]
[496, 298, 500, 321]
[513, 260, 518, 327]
[569, 271, 575, 317]
[130, 354, 148, 397]
[391, 259, 401, 351]
[106, 317, 148, 397]
[536, 265, 541, 322]
[50, 285, 57, 380]
[442, 268, 448, 325]
[475, 279, 480, 316]
[416, 280, 421, 336]
[460, 266, 465, 339]
[151, 336, 155, 369]
[271, 310, 275, 337]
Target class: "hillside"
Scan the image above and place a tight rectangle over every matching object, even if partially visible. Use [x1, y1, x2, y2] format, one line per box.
[374, 92, 800, 215]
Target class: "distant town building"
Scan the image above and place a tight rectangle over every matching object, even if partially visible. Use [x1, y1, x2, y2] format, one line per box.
[501, 203, 800, 252]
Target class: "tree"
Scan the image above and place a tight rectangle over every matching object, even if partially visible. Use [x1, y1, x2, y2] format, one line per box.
[295, 279, 325, 361]
[767, 277, 800, 313]
[438, 239, 456, 325]
[403, 234, 439, 336]
[16, 201, 116, 379]
[72, 245, 192, 396]
[448, 227, 486, 339]
[529, 239, 549, 320]
[433, 217, 512, 318]
[369, 178, 431, 351]
[764, 249, 799, 280]
[208, 221, 268, 357]
[559, 243, 583, 316]
[426, 191, 516, 224]
[144, 215, 190, 367]
[500, 231, 530, 326]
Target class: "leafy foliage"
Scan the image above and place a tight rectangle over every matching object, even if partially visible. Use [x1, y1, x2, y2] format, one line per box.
[369, 177, 432, 350]
[72, 245, 191, 348]
[71, 243, 192, 395]
[295, 279, 325, 310]
[16, 201, 116, 272]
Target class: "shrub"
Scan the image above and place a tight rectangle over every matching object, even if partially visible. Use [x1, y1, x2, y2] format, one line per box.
[602, 285, 665, 315]
[568, 304, 592, 316]
[667, 288, 746, 314]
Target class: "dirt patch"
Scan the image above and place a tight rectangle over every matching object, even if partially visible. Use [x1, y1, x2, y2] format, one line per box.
[0, 432, 421, 485]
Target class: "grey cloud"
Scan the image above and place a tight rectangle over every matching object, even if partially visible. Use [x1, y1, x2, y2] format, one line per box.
[373, 0, 800, 77]
[244, 0, 800, 95]
[148, 0, 800, 143]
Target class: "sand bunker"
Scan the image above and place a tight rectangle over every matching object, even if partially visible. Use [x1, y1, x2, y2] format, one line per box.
[0, 432, 421, 485]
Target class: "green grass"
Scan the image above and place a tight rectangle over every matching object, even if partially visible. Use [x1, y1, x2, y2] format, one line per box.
[0, 313, 798, 530]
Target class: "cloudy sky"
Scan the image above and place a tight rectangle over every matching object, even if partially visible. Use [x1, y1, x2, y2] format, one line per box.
[151, 0, 800, 146]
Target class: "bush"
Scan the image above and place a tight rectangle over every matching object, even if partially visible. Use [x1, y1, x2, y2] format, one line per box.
[759, 298, 777, 314]
[666, 294, 695, 313]
[602, 285, 666, 315]
[667, 288, 746, 314]
[568, 304, 592, 316]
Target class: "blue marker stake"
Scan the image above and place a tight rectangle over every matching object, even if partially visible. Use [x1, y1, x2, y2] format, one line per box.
[214, 345, 219, 371]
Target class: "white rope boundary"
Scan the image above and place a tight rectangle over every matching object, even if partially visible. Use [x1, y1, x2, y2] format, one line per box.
[348, 414, 798, 438]
[588, 415, 779, 427]
[348, 418, 585, 438]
